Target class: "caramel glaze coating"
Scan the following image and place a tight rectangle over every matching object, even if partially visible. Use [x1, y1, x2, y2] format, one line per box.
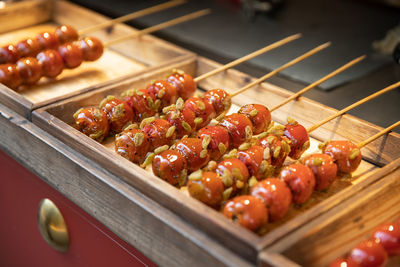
[251, 178, 293, 222]
[187, 171, 224, 208]
[74, 107, 110, 142]
[123, 89, 156, 121]
[238, 145, 270, 180]
[238, 104, 271, 135]
[80, 37, 104, 61]
[196, 125, 230, 161]
[167, 72, 196, 101]
[184, 97, 216, 129]
[165, 106, 196, 138]
[141, 118, 176, 151]
[16, 57, 42, 85]
[36, 32, 59, 50]
[223, 195, 268, 232]
[152, 149, 187, 186]
[216, 158, 249, 196]
[323, 140, 362, 174]
[329, 258, 359, 267]
[147, 80, 178, 110]
[302, 153, 338, 191]
[372, 222, 400, 256]
[257, 134, 290, 168]
[280, 163, 316, 205]
[100, 97, 134, 134]
[0, 64, 22, 89]
[16, 38, 41, 58]
[284, 122, 310, 160]
[55, 25, 79, 44]
[173, 138, 210, 172]
[349, 239, 388, 267]
[203, 89, 231, 116]
[115, 128, 150, 164]
[37, 50, 64, 78]
[0, 45, 19, 64]
[58, 42, 83, 69]
[219, 113, 253, 148]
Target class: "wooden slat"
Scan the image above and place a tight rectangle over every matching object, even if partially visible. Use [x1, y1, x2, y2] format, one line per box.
[0, 103, 253, 267]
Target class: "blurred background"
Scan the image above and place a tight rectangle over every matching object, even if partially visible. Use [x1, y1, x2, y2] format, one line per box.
[71, 0, 400, 131]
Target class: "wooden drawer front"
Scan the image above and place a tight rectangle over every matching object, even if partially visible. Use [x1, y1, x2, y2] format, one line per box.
[0, 149, 155, 267]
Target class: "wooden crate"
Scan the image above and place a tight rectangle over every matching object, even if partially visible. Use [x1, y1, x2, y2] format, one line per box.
[0, 0, 193, 119]
[32, 55, 400, 264]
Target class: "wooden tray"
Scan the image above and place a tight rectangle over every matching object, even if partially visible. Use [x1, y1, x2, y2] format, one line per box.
[32, 55, 400, 264]
[0, 0, 193, 119]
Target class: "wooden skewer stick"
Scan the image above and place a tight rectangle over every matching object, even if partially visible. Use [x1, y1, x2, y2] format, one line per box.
[78, 0, 187, 35]
[307, 81, 400, 133]
[357, 121, 400, 149]
[104, 9, 211, 47]
[270, 55, 366, 112]
[193, 33, 302, 83]
[230, 42, 331, 97]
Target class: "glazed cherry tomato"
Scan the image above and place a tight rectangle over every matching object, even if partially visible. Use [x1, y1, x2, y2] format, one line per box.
[80, 37, 104, 61]
[302, 153, 338, 191]
[349, 239, 388, 267]
[152, 149, 187, 186]
[223, 195, 268, 231]
[257, 134, 290, 168]
[372, 222, 400, 256]
[37, 50, 64, 78]
[0, 64, 22, 89]
[16, 38, 41, 58]
[238, 104, 271, 134]
[58, 42, 83, 69]
[284, 120, 310, 160]
[74, 107, 110, 142]
[196, 125, 230, 161]
[173, 138, 210, 172]
[184, 97, 216, 129]
[329, 257, 360, 267]
[251, 178, 292, 222]
[55, 25, 79, 44]
[280, 164, 316, 205]
[219, 113, 253, 148]
[0, 44, 19, 64]
[323, 140, 362, 174]
[238, 145, 271, 180]
[147, 80, 178, 110]
[141, 118, 176, 151]
[216, 158, 249, 196]
[187, 171, 224, 208]
[167, 71, 196, 100]
[164, 105, 196, 138]
[99, 96, 134, 134]
[36, 32, 59, 50]
[115, 127, 150, 164]
[17, 57, 42, 85]
[123, 89, 156, 121]
[203, 89, 231, 116]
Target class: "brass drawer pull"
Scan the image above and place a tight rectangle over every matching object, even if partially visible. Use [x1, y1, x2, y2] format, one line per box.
[37, 198, 69, 252]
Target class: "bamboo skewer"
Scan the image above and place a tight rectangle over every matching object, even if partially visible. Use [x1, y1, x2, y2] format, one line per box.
[270, 55, 366, 112]
[78, 0, 187, 35]
[357, 121, 400, 148]
[104, 9, 211, 47]
[230, 42, 331, 97]
[193, 33, 302, 83]
[307, 81, 400, 133]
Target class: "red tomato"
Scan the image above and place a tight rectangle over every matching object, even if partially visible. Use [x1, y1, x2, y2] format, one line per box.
[100, 96, 134, 134]
[74, 107, 110, 142]
[329, 257, 360, 267]
[167, 71, 196, 100]
[349, 239, 388, 267]
[196, 125, 230, 161]
[141, 118, 176, 151]
[237, 145, 270, 180]
[147, 80, 178, 109]
[187, 171, 224, 208]
[173, 138, 210, 172]
[184, 97, 216, 129]
[372, 222, 400, 256]
[219, 113, 253, 148]
[152, 150, 187, 186]
[238, 104, 271, 134]
[257, 134, 290, 168]
[323, 140, 362, 174]
[115, 128, 150, 164]
[284, 122, 310, 160]
[203, 89, 231, 116]
[280, 164, 316, 204]
[302, 153, 338, 191]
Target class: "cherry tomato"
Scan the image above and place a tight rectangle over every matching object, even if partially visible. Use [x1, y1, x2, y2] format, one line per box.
[74, 107, 110, 142]
[164, 105, 196, 138]
[302, 153, 337, 191]
[173, 138, 210, 172]
[223, 195, 268, 231]
[323, 140, 362, 174]
[251, 178, 292, 222]
[349, 239, 388, 267]
[0, 44, 19, 64]
[55, 25, 79, 44]
[80, 36, 104, 61]
[152, 149, 187, 186]
[184, 97, 216, 129]
[167, 71, 196, 100]
[196, 125, 230, 161]
[0, 64, 22, 89]
[238, 104, 271, 134]
[216, 158, 249, 196]
[372, 222, 400, 256]
[257, 134, 290, 168]
[284, 121, 310, 160]
[203, 89, 231, 116]
[141, 118, 176, 151]
[238, 145, 271, 180]
[58, 42, 83, 69]
[329, 257, 360, 267]
[219, 113, 253, 148]
[280, 164, 315, 205]
[16, 38, 41, 58]
[99, 96, 134, 134]
[115, 128, 150, 164]
[17, 57, 42, 85]
[123, 89, 156, 121]
[37, 50, 64, 78]
[36, 32, 59, 50]
[147, 80, 178, 110]
[188, 171, 224, 208]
